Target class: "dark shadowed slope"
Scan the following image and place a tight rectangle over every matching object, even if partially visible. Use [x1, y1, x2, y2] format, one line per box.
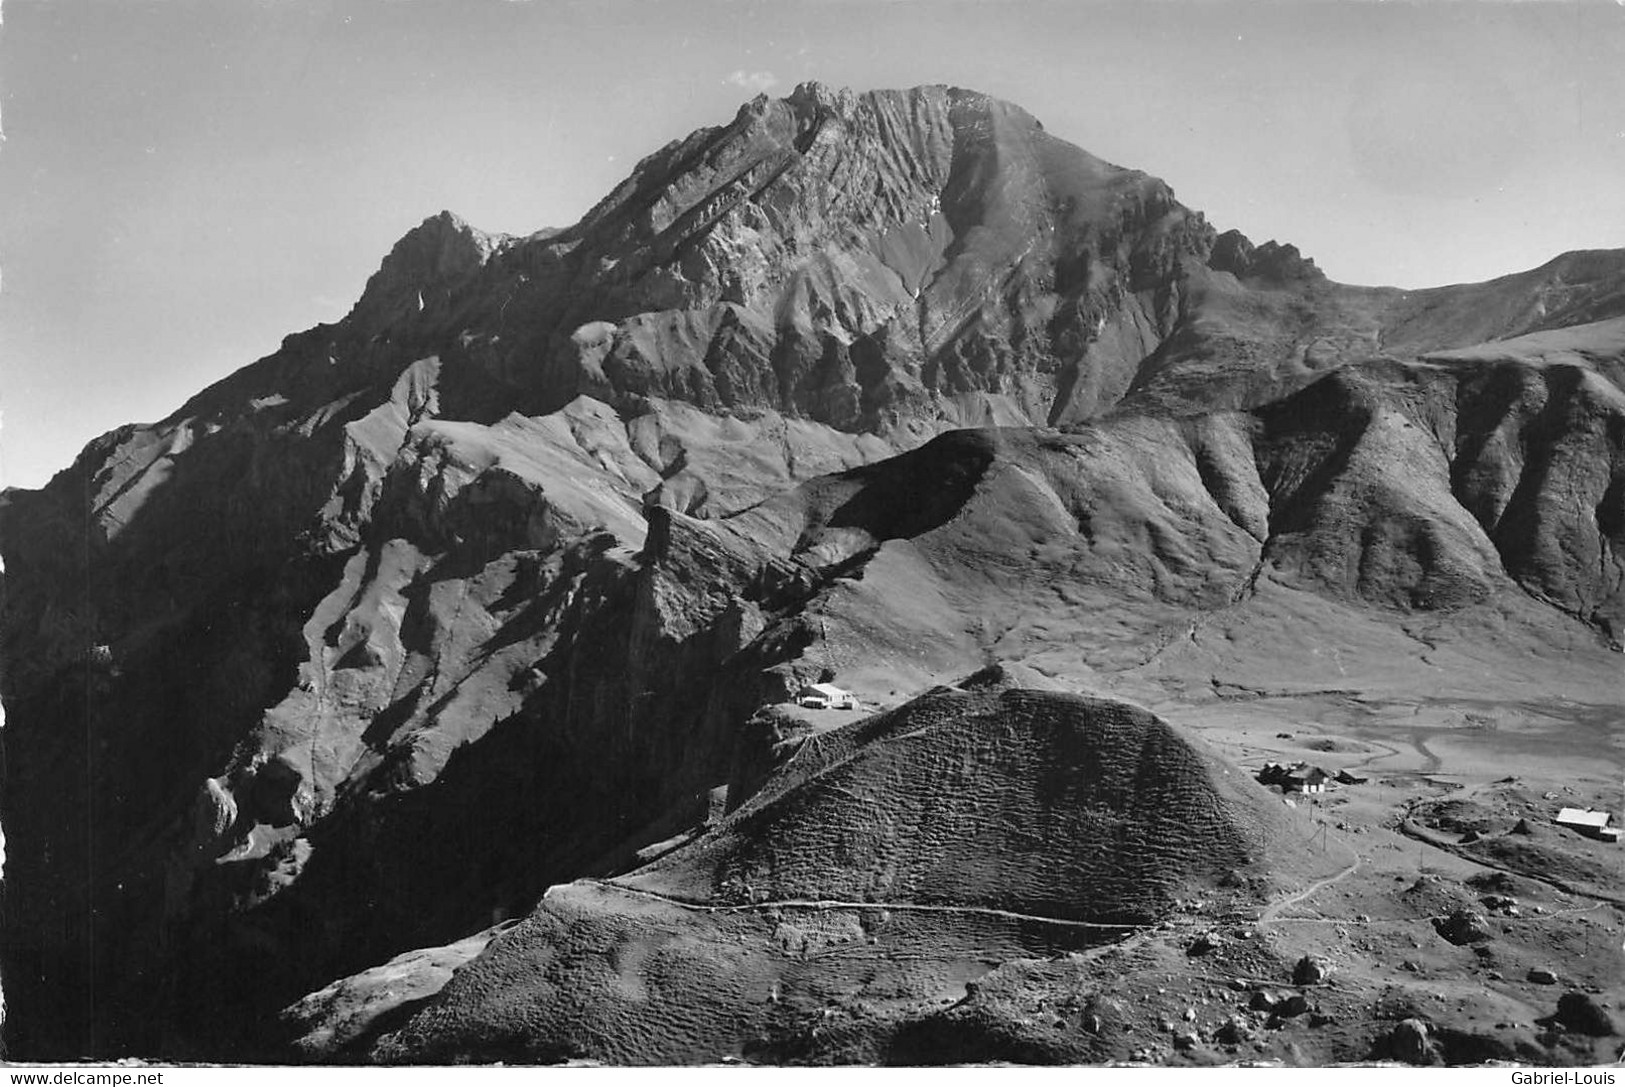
[1, 82, 1623, 1060]
[354, 683, 1316, 1066]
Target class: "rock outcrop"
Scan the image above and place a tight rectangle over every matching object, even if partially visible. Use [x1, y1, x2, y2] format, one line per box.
[1, 82, 1623, 1060]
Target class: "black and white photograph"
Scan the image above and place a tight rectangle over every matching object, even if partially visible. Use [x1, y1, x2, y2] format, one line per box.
[0, 0, 1622, 1071]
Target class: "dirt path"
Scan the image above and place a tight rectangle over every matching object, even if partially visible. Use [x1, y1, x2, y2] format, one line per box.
[1257, 844, 1362, 925]
[1407, 730, 1442, 775]
[592, 879, 1149, 932]
[1397, 818, 1625, 908]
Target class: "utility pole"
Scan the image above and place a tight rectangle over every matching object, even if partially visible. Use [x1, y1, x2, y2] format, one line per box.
[820, 614, 835, 679]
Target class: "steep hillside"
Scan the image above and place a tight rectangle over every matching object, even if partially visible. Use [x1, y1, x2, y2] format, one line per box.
[1, 82, 1623, 1062]
[349, 683, 1315, 1065]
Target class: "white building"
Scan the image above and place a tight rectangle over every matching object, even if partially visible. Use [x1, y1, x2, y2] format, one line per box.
[796, 682, 858, 710]
[1555, 807, 1615, 840]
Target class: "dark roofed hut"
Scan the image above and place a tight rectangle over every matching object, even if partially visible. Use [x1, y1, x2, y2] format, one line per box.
[1257, 762, 1331, 794]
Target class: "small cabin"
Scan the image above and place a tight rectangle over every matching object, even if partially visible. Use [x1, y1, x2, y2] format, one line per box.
[1288, 766, 1330, 794]
[1258, 762, 1331, 795]
[796, 682, 859, 710]
[1555, 807, 1616, 841]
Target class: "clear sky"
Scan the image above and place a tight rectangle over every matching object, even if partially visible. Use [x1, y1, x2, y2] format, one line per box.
[2, 0, 1623, 490]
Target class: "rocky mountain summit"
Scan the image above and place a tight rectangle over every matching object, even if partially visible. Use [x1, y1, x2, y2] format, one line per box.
[2, 83, 1622, 1064]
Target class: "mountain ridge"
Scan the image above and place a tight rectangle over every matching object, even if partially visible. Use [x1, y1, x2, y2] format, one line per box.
[1, 82, 1622, 1062]
[9, 82, 1624, 507]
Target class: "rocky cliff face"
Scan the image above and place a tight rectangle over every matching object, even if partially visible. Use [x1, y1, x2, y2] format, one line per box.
[1, 82, 1624, 1060]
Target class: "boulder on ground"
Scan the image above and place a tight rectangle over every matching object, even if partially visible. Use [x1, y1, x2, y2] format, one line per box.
[1433, 908, 1492, 945]
[1555, 992, 1617, 1036]
[1389, 1018, 1432, 1064]
[1276, 993, 1310, 1018]
[1187, 931, 1219, 956]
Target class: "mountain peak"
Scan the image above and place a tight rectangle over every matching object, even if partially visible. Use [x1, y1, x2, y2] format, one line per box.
[1209, 228, 1323, 284]
[347, 209, 506, 329]
[4, 79, 1625, 1065]
[784, 78, 858, 120]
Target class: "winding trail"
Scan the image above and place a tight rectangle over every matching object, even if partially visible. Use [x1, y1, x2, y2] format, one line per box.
[590, 879, 1148, 932]
[1407, 730, 1442, 775]
[1397, 816, 1625, 909]
[1257, 843, 1362, 925]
